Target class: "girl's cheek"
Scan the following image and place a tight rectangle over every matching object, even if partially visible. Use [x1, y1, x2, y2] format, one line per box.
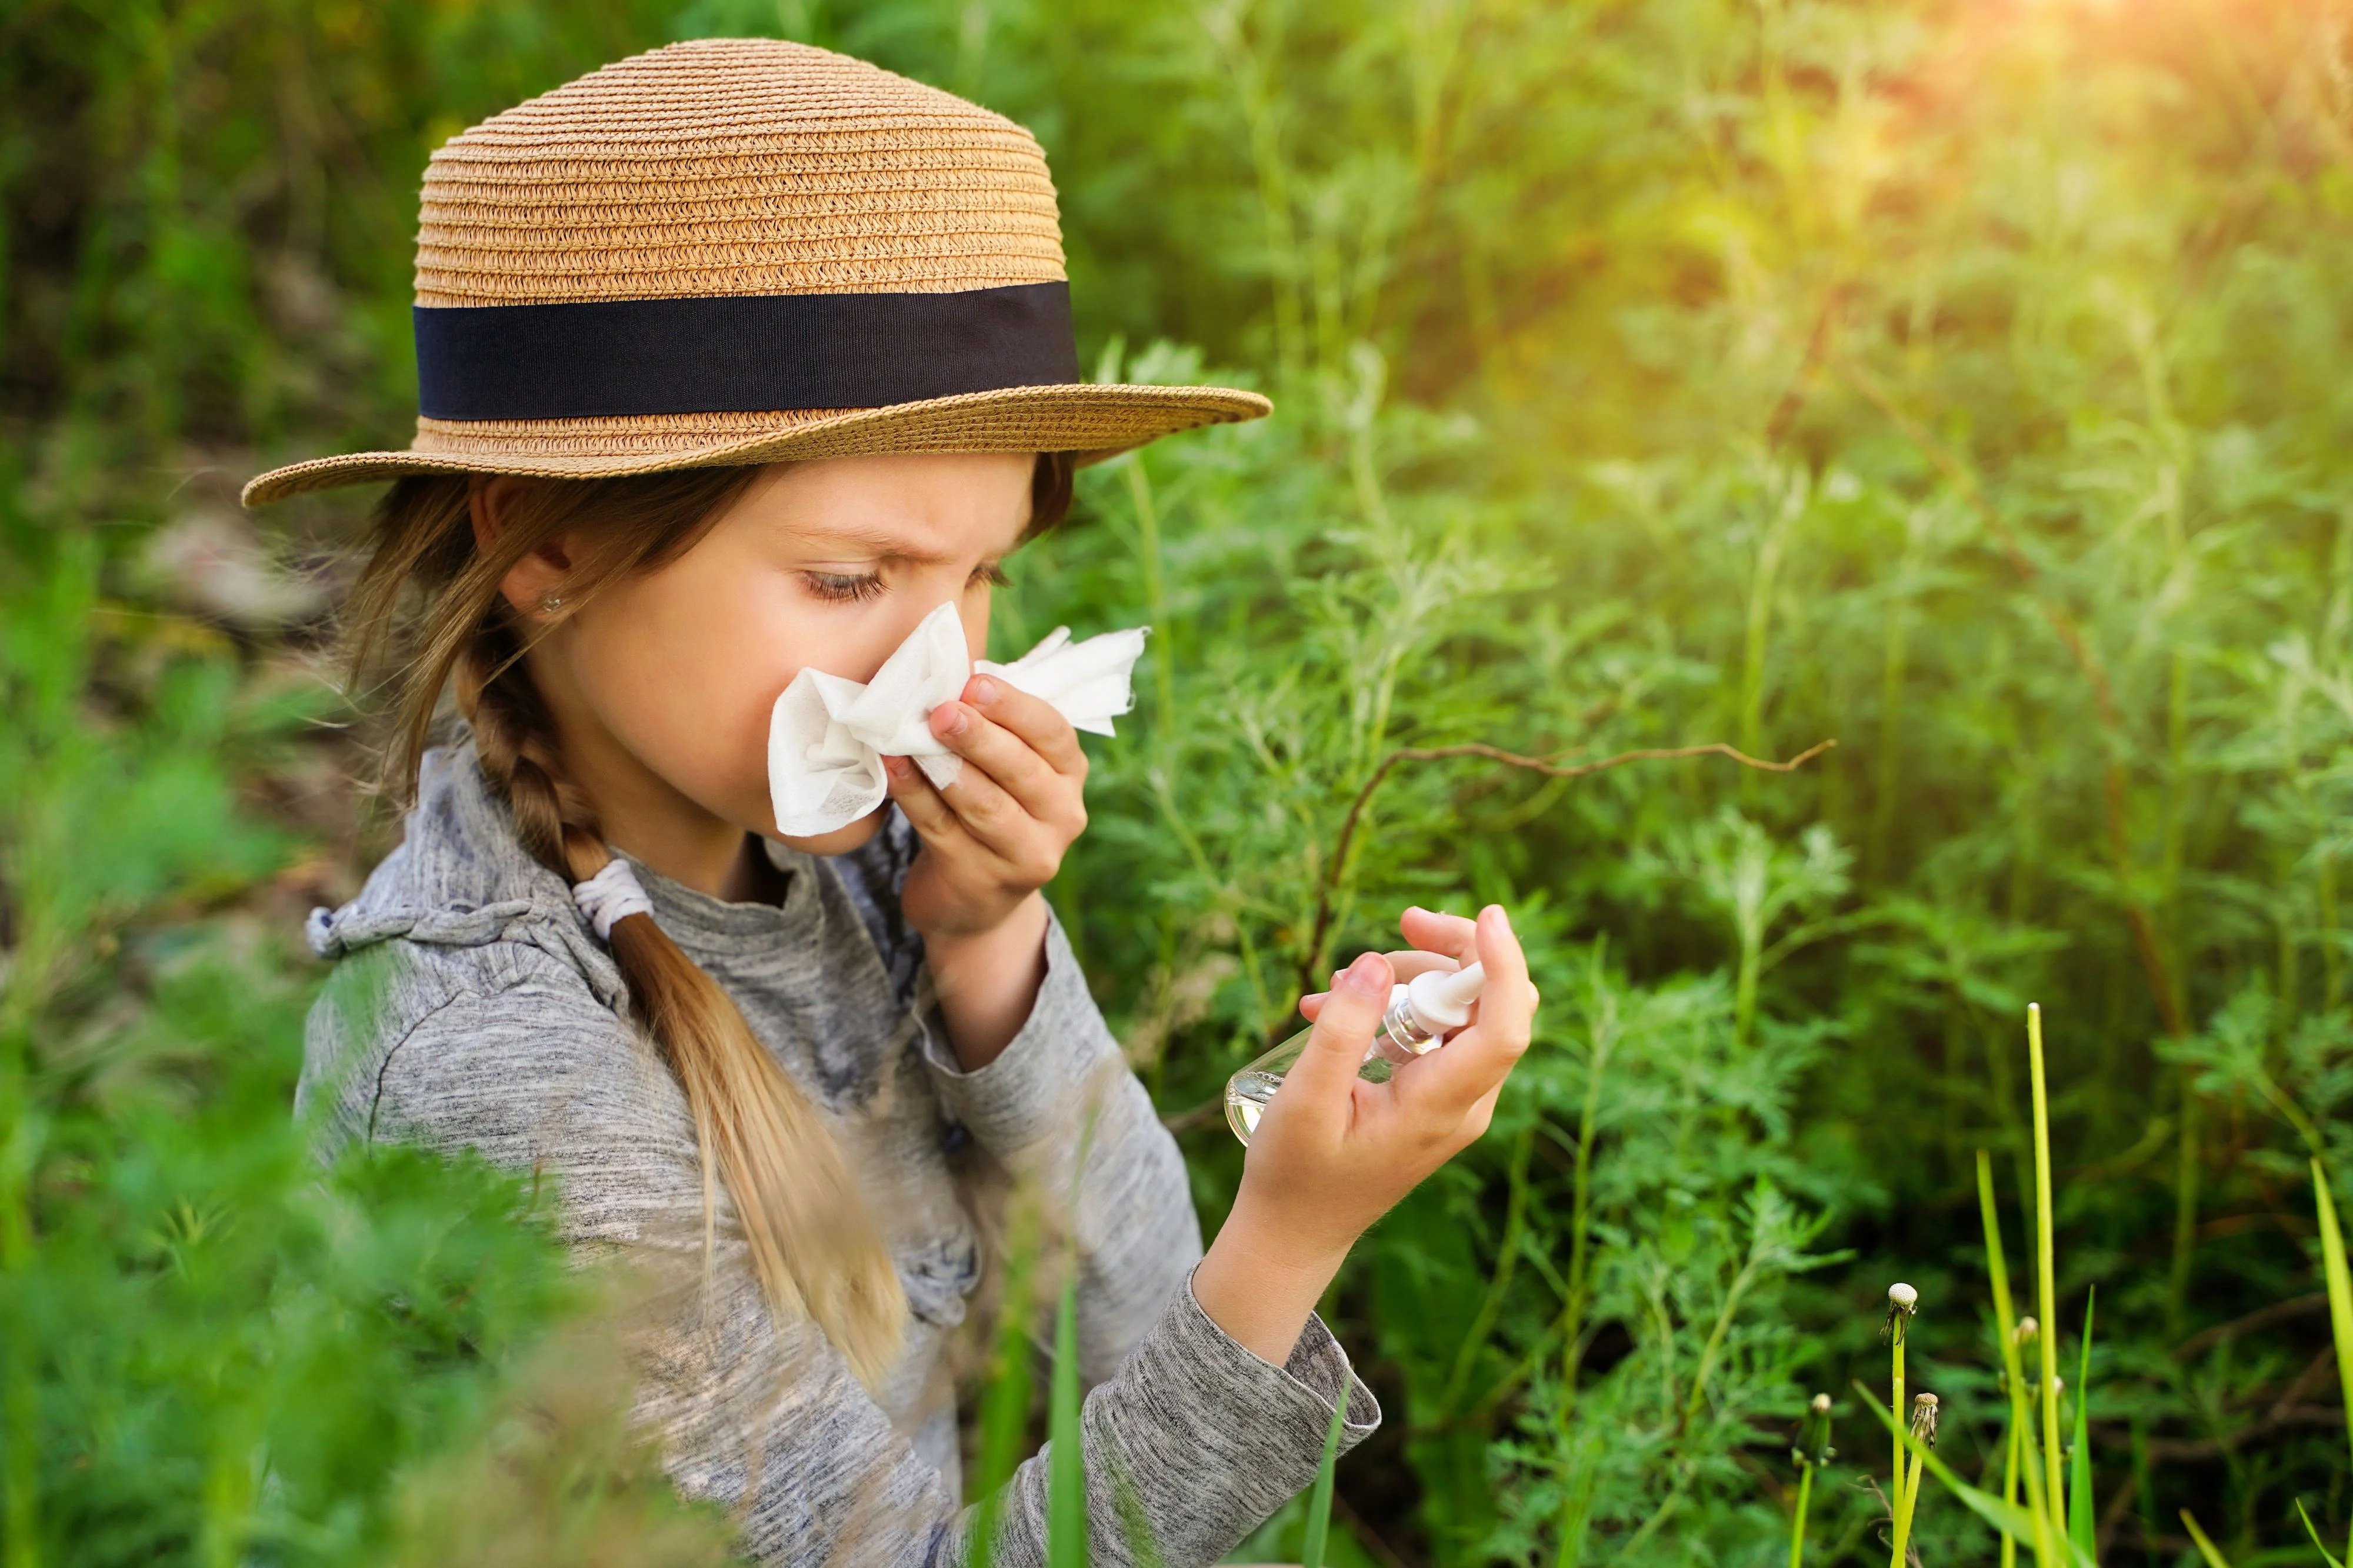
[579, 579, 797, 823]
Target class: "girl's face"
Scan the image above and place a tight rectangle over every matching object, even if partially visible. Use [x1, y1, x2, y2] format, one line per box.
[495, 452, 1036, 860]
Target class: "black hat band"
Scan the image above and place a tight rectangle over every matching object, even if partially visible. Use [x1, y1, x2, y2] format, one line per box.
[414, 281, 1079, 422]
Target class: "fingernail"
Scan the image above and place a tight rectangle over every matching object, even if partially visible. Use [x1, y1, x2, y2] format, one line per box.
[1489, 903, 1514, 934]
[969, 675, 999, 706]
[1339, 952, 1386, 995]
[1301, 990, 1329, 1010]
[935, 703, 968, 737]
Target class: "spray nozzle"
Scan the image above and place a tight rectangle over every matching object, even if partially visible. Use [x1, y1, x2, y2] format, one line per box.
[1404, 961, 1487, 1033]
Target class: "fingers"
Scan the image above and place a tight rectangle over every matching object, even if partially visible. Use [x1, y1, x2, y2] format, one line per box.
[1397, 905, 1535, 1120]
[1282, 950, 1394, 1105]
[961, 675, 1089, 775]
[927, 696, 1065, 820]
[1299, 948, 1450, 1021]
[883, 754, 969, 848]
[921, 685, 1086, 858]
[1399, 905, 1479, 963]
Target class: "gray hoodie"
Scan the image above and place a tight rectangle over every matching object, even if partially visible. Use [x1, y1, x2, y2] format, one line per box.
[298, 743, 1377, 1566]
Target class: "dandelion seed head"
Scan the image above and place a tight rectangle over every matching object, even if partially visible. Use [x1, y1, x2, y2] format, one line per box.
[1888, 1282, 1918, 1310]
[1811, 1392, 1831, 1413]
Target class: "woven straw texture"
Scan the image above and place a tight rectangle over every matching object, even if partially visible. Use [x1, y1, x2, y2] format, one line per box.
[244, 38, 1267, 505]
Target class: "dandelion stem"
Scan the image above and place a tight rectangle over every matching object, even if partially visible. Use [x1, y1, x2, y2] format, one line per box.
[1889, 1328, 1907, 1556]
[1788, 1462, 1813, 1568]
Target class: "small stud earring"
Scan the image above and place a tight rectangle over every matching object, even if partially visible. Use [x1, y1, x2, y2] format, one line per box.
[540, 595, 564, 613]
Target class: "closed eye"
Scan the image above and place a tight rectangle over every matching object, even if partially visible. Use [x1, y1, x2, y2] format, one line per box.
[972, 562, 1010, 589]
[802, 569, 887, 604]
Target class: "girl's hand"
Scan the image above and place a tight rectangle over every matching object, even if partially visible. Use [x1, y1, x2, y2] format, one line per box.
[1247, 905, 1535, 1254]
[882, 673, 1089, 943]
[1190, 905, 1537, 1363]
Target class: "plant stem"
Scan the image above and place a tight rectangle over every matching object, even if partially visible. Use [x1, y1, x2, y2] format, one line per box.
[1788, 1462, 1814, 1568]
[2000, 1406, 2019, 1568]
[1890, 1327, 1908, 1560]
[1890, 1449, 1924, 1562]
[2167, 1079, 2203, 1337]
[2029, 1004, 2066, 1542]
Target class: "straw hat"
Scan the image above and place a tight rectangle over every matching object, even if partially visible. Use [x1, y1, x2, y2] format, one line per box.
[241, 38, 1268, 506]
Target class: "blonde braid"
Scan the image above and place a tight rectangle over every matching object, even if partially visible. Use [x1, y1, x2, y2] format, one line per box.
[455, 614, 908, 1389]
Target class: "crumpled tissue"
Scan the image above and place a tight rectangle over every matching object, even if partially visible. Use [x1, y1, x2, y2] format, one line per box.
[768, 600, 1147, 838]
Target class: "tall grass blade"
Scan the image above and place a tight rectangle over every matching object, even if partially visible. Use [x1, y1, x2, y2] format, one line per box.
[2313, 1159, 2353, 1564]
[1978, 1149, 2058, 1567]
[1299, 1389, 1349, 1568]
[2067, 1287, 2095, 1558]
[2179, 1509, 2234, 1568]
[2297, 1500, 2348, 1568]
[1048, 1272, 1086, 1568]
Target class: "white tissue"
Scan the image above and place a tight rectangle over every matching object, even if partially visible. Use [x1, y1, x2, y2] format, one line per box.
[768, 601, 1147, 838]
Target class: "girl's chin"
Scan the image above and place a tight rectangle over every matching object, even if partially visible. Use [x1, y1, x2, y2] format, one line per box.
[768, 806, 889, 859]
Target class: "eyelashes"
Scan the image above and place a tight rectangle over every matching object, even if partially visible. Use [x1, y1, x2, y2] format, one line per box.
[800, 562, 1009, 603]
[802, 570, 888, 604]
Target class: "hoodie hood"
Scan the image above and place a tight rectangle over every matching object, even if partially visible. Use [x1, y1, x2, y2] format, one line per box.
[306, 741, 628, 1010]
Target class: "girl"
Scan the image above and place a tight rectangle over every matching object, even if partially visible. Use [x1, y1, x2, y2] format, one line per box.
[257, 39, 1535, 1566]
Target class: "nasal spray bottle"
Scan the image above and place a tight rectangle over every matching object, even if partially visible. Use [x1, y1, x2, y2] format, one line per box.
[1224, 962, 1488, 1145]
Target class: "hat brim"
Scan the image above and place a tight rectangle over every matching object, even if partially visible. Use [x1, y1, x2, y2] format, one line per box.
[240, 382, 1271, 506]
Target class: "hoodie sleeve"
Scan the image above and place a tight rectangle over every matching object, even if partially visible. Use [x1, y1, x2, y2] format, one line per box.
[332, 942, 1378, 1568]
[831, 812, 1206, 1384]
[915, 910, 1205, 1384]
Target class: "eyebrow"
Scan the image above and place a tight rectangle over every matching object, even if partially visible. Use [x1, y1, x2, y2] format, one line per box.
[787, 523, 1016, 567]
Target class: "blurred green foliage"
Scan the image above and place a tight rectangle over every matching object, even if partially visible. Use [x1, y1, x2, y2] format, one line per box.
[7, 0, 2353, 1562]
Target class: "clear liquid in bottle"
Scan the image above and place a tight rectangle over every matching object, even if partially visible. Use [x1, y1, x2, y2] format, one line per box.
[1224, 963, 1485, 1145]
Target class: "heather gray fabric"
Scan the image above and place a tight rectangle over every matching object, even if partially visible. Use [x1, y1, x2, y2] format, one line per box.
[298, 742, 1378, 1566]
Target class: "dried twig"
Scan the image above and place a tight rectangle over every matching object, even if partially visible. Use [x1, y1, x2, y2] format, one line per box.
[1295, 739, 1838, 1002]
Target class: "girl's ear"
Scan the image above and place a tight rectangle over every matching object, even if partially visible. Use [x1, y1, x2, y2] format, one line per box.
[469, 475, 574, 619]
